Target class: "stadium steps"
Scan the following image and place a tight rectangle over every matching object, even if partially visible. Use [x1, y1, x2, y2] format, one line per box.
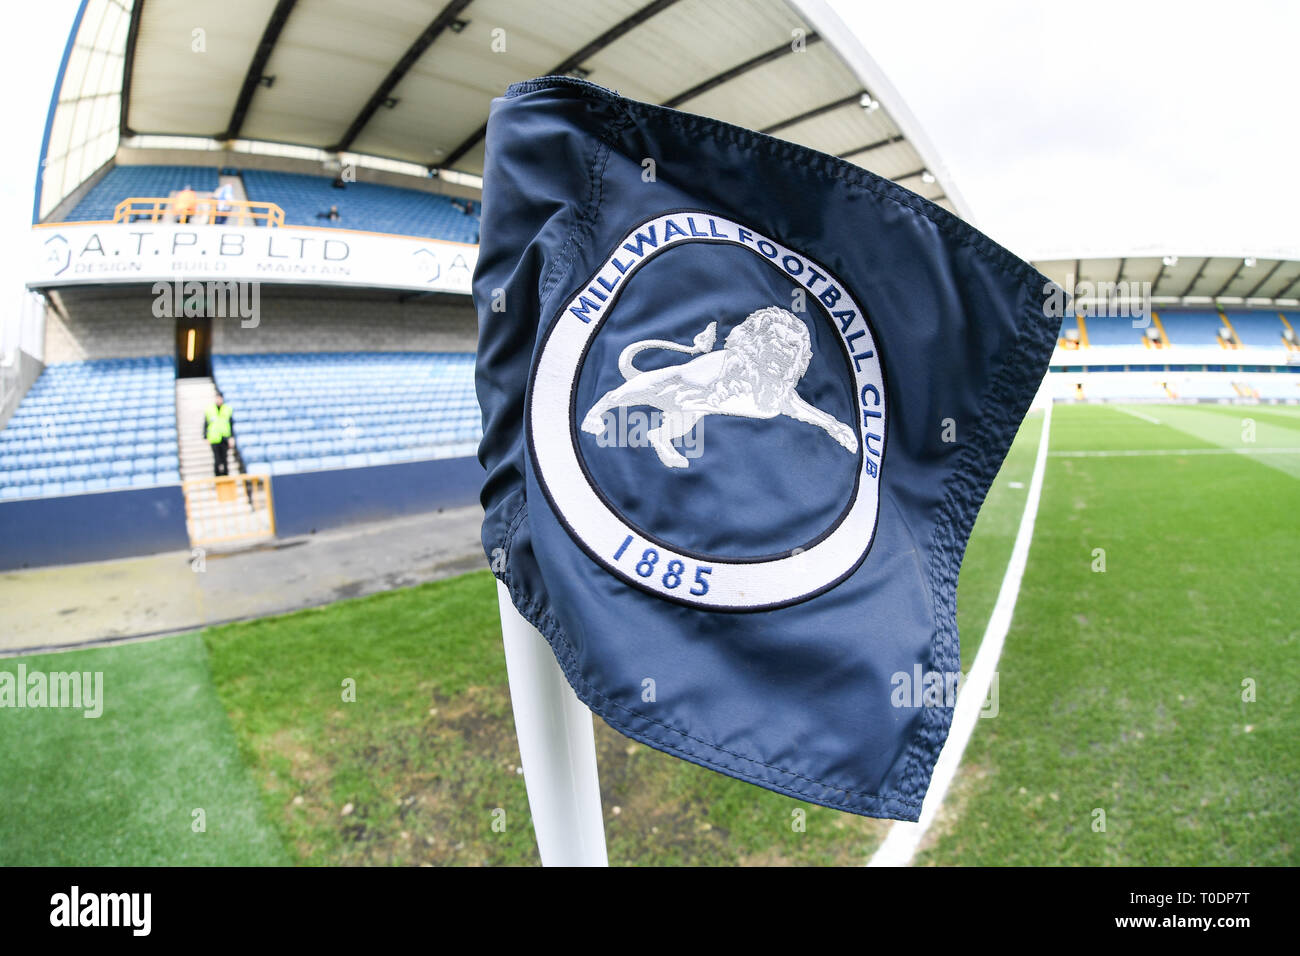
[1218, 312, 1242, 349]
[177, 378, 234, 482]
[176, 377, 272, 547]
[220, 174, 247, 202]
[1279, 314, 1298, 351]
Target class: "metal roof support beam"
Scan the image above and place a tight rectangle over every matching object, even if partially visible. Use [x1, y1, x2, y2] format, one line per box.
[119, 0, 146, 136]
[1243, 259, 1283, 299]
[760, 92, 863, 135]
[836, 134, 904, 160]
[1151, 260, 1168, 297]
[1276, 272, 1300, 300]
[663, 33, 822, 109]
[551, 0, 683, 76]
[890, 168, 946, 205]
[332, 0, 476, 153]
[436, 0, 682, 171]
[222, 0, 299, 141]
[1183, 257, 1211, 299]
[1212, 259, 1248, 299]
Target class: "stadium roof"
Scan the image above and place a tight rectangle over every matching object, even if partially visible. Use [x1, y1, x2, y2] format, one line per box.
[38, 0, 966, 220]
[1034, 256, 1300, 307]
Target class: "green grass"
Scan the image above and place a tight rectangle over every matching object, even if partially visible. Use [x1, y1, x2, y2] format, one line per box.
[919, 403, 1300, 865]
[0, 409, 1035, 867]
[189, 423, 1041, 867]
[0, 635, 287, 865]
[198, 571, 538, 865]
[5, 400, 1293, 865]
[195, 571, 899, 866]
[955, 411, 1044, 668]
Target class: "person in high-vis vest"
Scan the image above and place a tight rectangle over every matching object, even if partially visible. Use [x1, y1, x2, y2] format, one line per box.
[203, 392, 235, 476]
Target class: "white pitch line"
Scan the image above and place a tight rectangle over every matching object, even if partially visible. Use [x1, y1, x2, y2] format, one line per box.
[868, 403, 1054, 867]
[1051, 447, 1300, 458]
[1113, 405, 1162, 425]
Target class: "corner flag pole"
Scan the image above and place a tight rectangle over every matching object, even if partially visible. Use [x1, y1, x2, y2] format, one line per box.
[496, 580, 609, 866]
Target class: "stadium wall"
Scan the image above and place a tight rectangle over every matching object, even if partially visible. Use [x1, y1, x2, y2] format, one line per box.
[0, 349, 45, 431]
[0, 483, 189, 571]
[44, 288, 173, 362]
[40, 286, 477, 361]
[271, 454, 482, 536]
[211, 288, 477, 354]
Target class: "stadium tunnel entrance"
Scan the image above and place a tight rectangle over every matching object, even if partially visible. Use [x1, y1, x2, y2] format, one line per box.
[175, 315, 212, 378]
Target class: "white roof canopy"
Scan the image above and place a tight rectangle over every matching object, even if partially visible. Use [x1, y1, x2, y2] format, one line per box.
[40, 0, 964, 218]
[1035, 256, 1300, 306]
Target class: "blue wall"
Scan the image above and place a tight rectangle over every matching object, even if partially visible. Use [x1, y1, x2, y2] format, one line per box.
[0, 484, 189, 571]
[0, 457, 481, 570]
[271, 454, 482, 536]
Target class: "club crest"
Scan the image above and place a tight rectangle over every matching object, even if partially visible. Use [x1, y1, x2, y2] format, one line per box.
[528, 211, 887, 610]
[580, 307, 858, 469]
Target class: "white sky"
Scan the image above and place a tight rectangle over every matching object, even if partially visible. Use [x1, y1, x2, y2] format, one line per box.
[0, 0, 80, 342]
[829, 0, 1300, 262]
[4, 0, 1298, 334]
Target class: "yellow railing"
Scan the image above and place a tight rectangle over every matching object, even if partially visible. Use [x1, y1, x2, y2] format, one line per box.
[182, 473, 276, 547]
[112, 196, 284, 227]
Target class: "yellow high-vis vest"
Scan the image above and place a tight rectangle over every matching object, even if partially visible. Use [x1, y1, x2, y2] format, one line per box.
[205, 403, 233, 443]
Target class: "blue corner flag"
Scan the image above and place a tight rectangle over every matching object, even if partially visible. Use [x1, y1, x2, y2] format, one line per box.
[474, 77, 1058, 821]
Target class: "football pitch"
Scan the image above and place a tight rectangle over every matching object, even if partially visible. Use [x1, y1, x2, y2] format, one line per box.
[1, 403, 1295, 865]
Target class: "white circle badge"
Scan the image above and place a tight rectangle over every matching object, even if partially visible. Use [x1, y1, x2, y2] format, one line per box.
[528, 211, 886, 611]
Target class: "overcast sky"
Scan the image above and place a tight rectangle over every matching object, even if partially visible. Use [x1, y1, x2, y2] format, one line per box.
[4, 0, 1298, 332]
[829, 0, 1300, 261]
[0, 0, 78, 331]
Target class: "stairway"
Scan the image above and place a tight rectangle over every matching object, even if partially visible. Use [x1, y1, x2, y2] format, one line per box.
[218, 173, 247, 203]
[176, 377, 272, 546]
[177, 377, 232, 481]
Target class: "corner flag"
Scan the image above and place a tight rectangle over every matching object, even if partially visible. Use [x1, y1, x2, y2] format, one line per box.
[474, 76, 1057, 820]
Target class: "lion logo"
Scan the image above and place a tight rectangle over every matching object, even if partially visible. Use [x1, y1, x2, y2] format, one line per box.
[580, 306, 859, 468]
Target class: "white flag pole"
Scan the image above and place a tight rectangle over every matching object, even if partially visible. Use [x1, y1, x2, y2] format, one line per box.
[496, 579, 609, 866]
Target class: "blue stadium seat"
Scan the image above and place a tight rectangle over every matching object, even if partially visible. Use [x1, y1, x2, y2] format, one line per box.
[210, 351, 480, 475]
[0, 356, 178, 499]
[1158, 310, 1229, 347]
[62, 165, 220, 222]
[1224, 311, 1288, 349]
[240, 170, 480, 242]
[1081, 315, 1139, 347]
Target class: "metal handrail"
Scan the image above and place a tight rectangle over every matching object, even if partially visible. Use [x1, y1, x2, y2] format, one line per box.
[112, 196, 285, 227]
[182, 473, 276, 546]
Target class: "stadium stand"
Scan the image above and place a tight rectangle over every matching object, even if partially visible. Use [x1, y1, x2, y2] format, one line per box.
[1078, 314, 1139, 347]
[240, 170, 480, 242]
[1049, 368, 1300, 401]
[1224, 311, 1288, 349]
[1158, 310, 1230, 347]
[64, 165, 220, 222]
[1255, 375, 1300, 399]
[58, 164, 480, 243]
[1060, 311, 1294, 351]
[0, 356, 180, 499]
[212, 352, 481, 476]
